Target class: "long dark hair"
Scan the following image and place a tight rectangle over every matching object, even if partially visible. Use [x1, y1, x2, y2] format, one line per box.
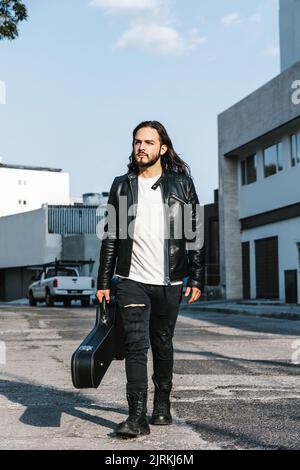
[127, 121, 191, 176]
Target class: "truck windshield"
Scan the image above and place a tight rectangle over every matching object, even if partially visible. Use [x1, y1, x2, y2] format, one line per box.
[45, 268, 78, 278]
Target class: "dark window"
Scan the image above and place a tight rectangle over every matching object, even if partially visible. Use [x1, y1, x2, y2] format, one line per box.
[242, 242, 250, 299]
[247, 154, 257, 183]
[208, 219, 220, 286]
[290, 132, 300, 167]
[263, 142, 283, 178]
[36, 272, 43, 281]
[241, 154, 257, 186]
[0, 270, 5, 300]
[285, 270, 298, 303]
[278, 142, 283, 171]
[241, 160, 246, 186]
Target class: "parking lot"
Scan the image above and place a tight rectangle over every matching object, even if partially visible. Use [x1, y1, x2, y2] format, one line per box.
[0, 302, 300, 450]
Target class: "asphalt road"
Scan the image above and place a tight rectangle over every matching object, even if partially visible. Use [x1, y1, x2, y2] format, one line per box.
[0, 302, 299, 450]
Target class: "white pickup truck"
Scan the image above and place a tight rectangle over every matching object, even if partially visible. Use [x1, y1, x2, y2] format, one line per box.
[28, 266, 94, 307]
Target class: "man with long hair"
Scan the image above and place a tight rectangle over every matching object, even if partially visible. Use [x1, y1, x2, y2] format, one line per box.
[96, 120, 204, 438]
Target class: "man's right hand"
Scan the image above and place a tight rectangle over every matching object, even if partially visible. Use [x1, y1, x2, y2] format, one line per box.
[96, 289, 110, 303]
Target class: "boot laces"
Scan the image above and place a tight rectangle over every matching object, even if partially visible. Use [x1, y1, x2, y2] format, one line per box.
[127, 392, 147, 419]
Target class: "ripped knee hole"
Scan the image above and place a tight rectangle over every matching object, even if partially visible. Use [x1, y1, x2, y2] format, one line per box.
[124, 303, 146, 308]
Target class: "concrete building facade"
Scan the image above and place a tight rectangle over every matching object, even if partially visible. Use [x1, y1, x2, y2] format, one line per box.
[280, 0, 300, 72]
[218, 60, 300, 302]
[0, 203, 106, 301]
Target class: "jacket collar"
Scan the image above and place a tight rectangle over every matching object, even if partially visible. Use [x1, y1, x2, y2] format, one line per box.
[127, 166, 168, 187]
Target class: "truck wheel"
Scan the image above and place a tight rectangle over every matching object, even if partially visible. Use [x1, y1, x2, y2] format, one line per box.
[45, 289, 54, 307]
[29, 291, 37, 306]
[81, 298, 90, 307]
[64, 299, 71, 308]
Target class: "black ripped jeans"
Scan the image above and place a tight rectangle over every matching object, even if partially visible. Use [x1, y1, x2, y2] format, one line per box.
[115, 278, 184, 393]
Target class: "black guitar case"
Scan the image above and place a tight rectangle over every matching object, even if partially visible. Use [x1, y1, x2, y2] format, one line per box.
[71, 279, 125, 389]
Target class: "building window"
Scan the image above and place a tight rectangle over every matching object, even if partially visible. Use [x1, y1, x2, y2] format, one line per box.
[23, 200, 26, 205]
[18, 200, 22, 204]
[278, 142, 284, 171]
[263, 142, 283, 178]
[241, 154, 257, 186]
[290, 132, 300, 167]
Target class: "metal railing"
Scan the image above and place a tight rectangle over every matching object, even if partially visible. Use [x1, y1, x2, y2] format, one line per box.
[48, 205, 102, 234]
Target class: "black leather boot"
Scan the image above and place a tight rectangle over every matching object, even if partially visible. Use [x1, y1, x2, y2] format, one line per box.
[150, 376, 172, 425]
[115, 390, 150, 438]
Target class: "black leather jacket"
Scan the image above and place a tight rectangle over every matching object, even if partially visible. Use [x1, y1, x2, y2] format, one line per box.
[96, 167, 205, 291]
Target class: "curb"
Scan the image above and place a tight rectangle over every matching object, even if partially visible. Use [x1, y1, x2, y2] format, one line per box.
[180, 305, 300, 321]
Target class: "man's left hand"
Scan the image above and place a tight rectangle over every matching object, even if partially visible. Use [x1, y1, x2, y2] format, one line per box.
[184, 286, 202, 304]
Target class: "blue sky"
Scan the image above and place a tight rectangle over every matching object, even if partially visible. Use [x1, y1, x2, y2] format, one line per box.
[0, 0, 280, 204]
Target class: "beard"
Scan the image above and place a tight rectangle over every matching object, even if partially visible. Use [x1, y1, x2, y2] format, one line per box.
[134, 151, 161, 169]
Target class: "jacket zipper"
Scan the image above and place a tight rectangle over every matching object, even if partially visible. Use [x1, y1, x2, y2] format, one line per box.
[159, 181, 171, 286]
[128, 177, 136, 275]
[170, 192, 186, 204]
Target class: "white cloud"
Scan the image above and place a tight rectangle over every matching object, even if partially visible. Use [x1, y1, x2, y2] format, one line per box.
[89, 0, 160, 15]
[89, 0, 206, 55]
[115, 21, 207, 55]
[263, 46, 280, 57]
[221, 12, 263, 26]
[186, 27, 207, 49]
[221, 13, 242, 25]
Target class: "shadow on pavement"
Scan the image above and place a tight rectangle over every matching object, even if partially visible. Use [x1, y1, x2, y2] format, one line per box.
[173, 349, 300, 376]
[0, 376, 126, 432]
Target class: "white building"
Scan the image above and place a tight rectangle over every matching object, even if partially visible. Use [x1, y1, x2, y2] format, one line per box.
[0, 162, 70, 217]
[218, 61, 300, 303]
[218, 1, 300, 304]
[0, 201, 107, 301]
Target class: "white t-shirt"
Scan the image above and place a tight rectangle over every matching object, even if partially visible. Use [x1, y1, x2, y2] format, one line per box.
[116, 174, 183, 286]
